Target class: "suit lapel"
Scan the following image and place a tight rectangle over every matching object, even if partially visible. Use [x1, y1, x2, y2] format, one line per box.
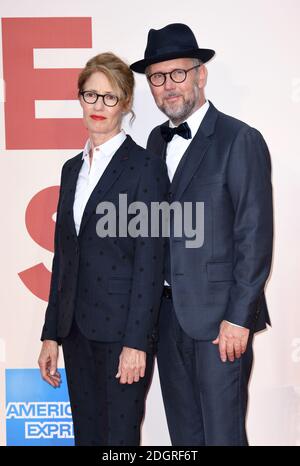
[78, 135, 134, 236]
[152, 123, 168, 160]
[61, 154, 84, 240]
[171, 102, 219, 201]
[160, 126, 168, 160]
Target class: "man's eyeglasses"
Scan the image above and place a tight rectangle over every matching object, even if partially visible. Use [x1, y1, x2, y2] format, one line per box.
[147, 64, 201, 87]
[80, 91, 119, 107]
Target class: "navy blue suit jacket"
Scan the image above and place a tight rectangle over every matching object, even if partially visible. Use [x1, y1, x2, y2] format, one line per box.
[41, 135, 169, 352]
[147, 102, 273, 340]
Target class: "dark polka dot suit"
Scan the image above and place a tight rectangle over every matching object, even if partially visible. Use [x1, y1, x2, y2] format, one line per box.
[41, 135, 169, 445]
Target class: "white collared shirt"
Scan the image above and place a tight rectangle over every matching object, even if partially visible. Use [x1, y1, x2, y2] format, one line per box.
[166, 100, 210, 181]
[73, 130, 126, 235]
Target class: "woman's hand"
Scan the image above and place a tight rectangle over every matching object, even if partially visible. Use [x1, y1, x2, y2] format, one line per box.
[116, 346, 146, 384]
[38, 340, 61, 388]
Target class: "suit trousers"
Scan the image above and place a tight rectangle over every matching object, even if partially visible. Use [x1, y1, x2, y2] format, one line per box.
[62, 320, 154, 446]
[157, 295, 254, 446]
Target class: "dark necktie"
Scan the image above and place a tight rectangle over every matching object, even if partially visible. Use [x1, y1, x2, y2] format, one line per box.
[160, 122, 192, 143]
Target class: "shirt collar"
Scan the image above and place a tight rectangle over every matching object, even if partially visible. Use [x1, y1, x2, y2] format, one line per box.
[82, 130, 126, 160]
[169, 100, 210, 138]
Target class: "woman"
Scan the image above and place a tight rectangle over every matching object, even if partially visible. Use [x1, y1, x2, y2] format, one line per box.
[38, 53, 169, 446]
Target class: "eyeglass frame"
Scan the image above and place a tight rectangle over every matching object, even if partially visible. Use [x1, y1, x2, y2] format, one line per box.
[79, 90, 120, 107]
[146, 64, 201, 87]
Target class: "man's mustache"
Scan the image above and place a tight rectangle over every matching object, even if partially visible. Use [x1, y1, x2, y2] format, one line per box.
[163, 92, 182, 99]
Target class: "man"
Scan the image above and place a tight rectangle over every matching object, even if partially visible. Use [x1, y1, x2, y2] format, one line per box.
[130, 23, 273, 446]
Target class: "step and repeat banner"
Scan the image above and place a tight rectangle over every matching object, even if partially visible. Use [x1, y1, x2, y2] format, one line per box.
[0, 0, 299, 446]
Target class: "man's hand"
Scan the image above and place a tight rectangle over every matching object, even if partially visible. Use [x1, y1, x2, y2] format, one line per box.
[116, 346, 146, 384]
[212, 320, 250, 362]
[38, 340, 61, 388]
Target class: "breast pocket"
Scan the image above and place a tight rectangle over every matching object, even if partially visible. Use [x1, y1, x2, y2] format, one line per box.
[195, 175, 226, 187]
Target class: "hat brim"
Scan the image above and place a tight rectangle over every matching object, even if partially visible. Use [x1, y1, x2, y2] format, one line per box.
[130, 48, 215, 73]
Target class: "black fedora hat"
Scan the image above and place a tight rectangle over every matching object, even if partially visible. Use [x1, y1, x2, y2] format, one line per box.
[130, 23, 215, 73]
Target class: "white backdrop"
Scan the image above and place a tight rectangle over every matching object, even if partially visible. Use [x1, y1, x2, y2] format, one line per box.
[0, 0, 299, 446]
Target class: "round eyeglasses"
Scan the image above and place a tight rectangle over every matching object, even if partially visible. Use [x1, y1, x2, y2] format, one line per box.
[147, 64, 201, 87]
[80, 90, 119, 107]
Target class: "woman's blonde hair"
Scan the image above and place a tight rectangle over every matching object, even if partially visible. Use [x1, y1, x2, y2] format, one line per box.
[78, 52, 135, 121]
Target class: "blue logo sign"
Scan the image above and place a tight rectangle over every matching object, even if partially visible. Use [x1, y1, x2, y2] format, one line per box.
[6, 369, 74, 445]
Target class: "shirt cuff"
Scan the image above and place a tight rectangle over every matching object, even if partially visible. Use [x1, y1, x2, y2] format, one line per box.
[224, 320, 245, 329]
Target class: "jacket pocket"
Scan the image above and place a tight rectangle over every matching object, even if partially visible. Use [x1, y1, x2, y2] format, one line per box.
[206, 262, 233, 282]
[108, 277, 132, 294]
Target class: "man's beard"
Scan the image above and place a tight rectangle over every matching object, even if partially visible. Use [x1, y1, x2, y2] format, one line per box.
[158, 86, 199, 125]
